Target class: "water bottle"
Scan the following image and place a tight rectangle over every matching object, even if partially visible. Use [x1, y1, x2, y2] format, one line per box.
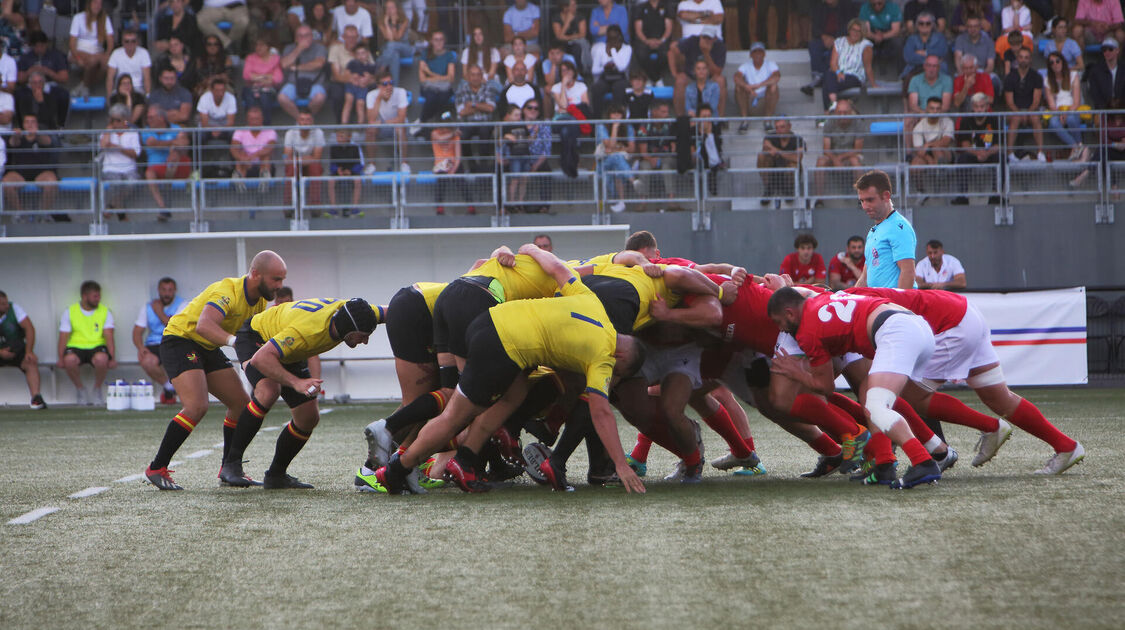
[131, 379, 155, 411]
[107, 379, 128, 411]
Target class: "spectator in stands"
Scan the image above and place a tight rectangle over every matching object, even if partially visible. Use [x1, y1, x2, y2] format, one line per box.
[904, 0, 947, 35]
[953, 54, 994, 111]
[951, 0, 994, 35]
[500, 61, 543, 113]
[463, 26, 502, 91]
[197, 75, 237, 131]
[3, 114, 58, 216]
[952, 92, 1001, 205]
[106, 28, 152, 97]
[419, 30, 457, 125]
[533, 234, 553, 251]
[549, 60, 589, 112]
[902, 11, 948, 77]
[916, 239, 967, 289]
[734, 42, 780, 133]
[15, 71, 65, 130]
[69, 0, 115, 98]
[780, 234, 826, 284]
[625, 71, 653, 119]
[327, 129, 364, 216]
[0, 47, 16, 93]
[695, 102, 723, 196]
[636, 100, 680, 209]
[499, 104, 530, 212]
[680, 58, 719, 116]
[632, 0, 673, 85]
[230, 105, 277, 192]
[331, 0, 373, 45]
[100, 104, 141, 218]
[0, 290, 46, 410]
[327, 26, 360, 122]
[1086, 37, 1125, 110]
[823, 18, 876, 111]
[1044, 52, 1090, 161]
[953, 15, 995, 78]
[149, 67, 193, 126]
[198, 0, 249, 54]
[757, 116, 804, 206]
[910, 96, 955, 192]
[283, 109, 325, 205]
[859, 0, 903, 75]
[278, 25, 328, 121]
[906, 54, 952, 134]
[1101, 104, 1125, 161]
[341, 43, 377, 125]
[142, 106, 191, 214]
[669, 0, 724, 79]
[1074, 0, 1125, 46]
[541, 46, 569, 111]
[156, 35, 199, 95]
[591, 25, 632, 116]
[504, 36, 539, 81]
[363, 68, 409, 173]
[108, 73, 146, 127]
[1003, 46, 1046, 162]
[192, 35, 232, 99]
[596, 103, 635, 213]
[504, 0, 542, 52]
[456, 64, 498, 172]
[242, 36, 282, 125]
[552, 0, 590, 73]
[814, 97, 863, 205]
[59, 280, 116, 406]
[803, 0, 855, 95]
[1000, 0, 1033, 41]
[997, 27, 1034, 75]
[829, 235, 866, 289]
[17, 32, 69, 115]
[1042, 16, 1084, 72]
[154, 0, 200, 55]
[131, 277, 185, 405]
[432, 108, 466, 215]
[377, 0, 414, 86]
[589, 0, 630, 45]
[305, 1, 335, 44]
[524, 98, 552, 213]
[0, 86, 11, 131]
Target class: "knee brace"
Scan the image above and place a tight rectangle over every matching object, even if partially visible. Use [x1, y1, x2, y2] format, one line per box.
[865, 387, 902, 434]
[967, 365, 1006, 389]
[439, 365, 460, 389]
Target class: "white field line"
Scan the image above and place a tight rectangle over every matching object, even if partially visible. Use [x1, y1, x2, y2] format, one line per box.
[262, 426, 281, 432]
[8, 507, 60, 525]
[69, 487, 110, 499]
[185, 449, 213, 459]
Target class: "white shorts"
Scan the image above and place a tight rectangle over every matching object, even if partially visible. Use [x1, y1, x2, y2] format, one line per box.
[775, 332, 864, 374]
[919, 303, 1000, 381]
[640, 342, 702, 389]
[870, 313, 935, 379]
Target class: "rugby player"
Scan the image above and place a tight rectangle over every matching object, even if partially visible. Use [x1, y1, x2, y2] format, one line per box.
[143, 251, 287, 491]
[220, 297, 383, 489]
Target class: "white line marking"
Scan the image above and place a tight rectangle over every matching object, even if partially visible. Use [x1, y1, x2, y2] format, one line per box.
[262, 426, 280, 432]
[185, 449, 213, 459]
[115, 473, 144, 483]
[168, 460, 183, 467]
[320, 408, 335, 415]
[212, 441, 225, 449]
[8, 507, 60, 525]
[69, 486, 110, 499]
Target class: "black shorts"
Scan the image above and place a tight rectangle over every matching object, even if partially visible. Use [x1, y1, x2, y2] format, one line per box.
[234, 322, 266, 364]
[145, 344, 162, 364]
[745, 357, 771, 389]
[236, 323, 315, 408]
[458, 313, 523, 407]
[584, 275, 640, 334]
[0, 348, 27, 369]
[432, 277, 501, 357]
[160, 335, 232, 380]
[386, 285, 436, 364]
[65, 345, 110, 365]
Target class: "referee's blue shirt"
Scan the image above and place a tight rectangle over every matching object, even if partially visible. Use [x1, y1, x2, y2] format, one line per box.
[865, 210, 917, 288]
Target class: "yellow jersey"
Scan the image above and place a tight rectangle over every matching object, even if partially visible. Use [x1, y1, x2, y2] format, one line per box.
[591, 263, 680, 332]
[463, 255, 559, 302]
[250, 298, 354, 363]
[490, 276, 617, 398]
[566, 252, 618, 267]
[415, 282, 448, 314]
[164, 276, 268, 350]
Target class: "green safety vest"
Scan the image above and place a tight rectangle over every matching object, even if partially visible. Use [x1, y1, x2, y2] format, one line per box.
[67, 303, 108, 349]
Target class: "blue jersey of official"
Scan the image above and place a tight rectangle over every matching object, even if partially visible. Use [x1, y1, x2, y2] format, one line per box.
[141, 296, 187, 346]
[865, 210, 917, 288]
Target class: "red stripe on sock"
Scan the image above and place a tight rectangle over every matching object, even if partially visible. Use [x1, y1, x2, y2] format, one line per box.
[810, 433, 842, 457]
[894, 398, 935, 443]
[790, 394, 861, 441]
[247, 401, 267, 419]
[902, 438, 932, 466]
[223, 416, 238, 429]
[173, 413, 197, 431]
[701, 406, 752, 458]
[1008, 398, 1078, 452]
[926, 392, 1000, 432]
[286, 422, 310, 440]
[430, 390, 447, 411]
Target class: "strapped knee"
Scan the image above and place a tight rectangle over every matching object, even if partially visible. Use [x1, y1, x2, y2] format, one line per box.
[865, 387, 901, 434]
[439, 365, 460, 389]
[967, 365, 1006, 389]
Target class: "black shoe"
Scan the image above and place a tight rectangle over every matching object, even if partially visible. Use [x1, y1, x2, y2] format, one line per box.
[861, 462, 898, 485]
[30, 394, 47, 410]
[375, 453, 408, 495]
[262, 472, 314, 489]
[219, 460, 261, 487]
[951, 196, 969, 205]
[800, 454, 843, 478]
[933, 446, 959, 472]
[800, 84, 815, 96]
[890, 459, 941, 490]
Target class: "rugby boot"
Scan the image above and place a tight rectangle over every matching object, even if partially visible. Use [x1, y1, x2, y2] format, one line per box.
[890, 459, 941, 490]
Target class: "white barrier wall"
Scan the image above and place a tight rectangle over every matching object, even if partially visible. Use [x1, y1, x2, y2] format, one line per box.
[0, 226, 629, 405]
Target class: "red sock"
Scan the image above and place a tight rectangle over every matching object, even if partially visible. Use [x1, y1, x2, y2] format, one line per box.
[894, 398, 935, 443]
[683, 447, 702, 466]
[867, 432, 896, 465]
[790, 394, 862, 441]
[630, 434, 653, 463]
[701, 407, 752, 458]
[810, 433, 842, 457]
[926, 392, 1000, 432]
[637, 422, 695, 462]
[901, 438, 932, 466]
[829, 392, 866, 424]
[1008, 398, 1078, 452]
[743, 436, 756, 453]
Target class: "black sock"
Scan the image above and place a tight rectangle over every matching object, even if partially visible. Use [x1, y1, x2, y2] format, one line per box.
[225, 400, 269, 464]
[923, 417, 947, 442]
[552, 402, 592, 466]
[222, 424, 234, 461]
[266, 422, 310, 477]
[388, 452, 408, 476]
[150, 413, 196, 470]
[456, 445, 482, 473]
[385, 391, 444, 437]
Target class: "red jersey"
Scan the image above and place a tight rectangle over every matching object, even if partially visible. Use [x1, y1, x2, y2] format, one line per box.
[719, 281, 780, 355]
[650, 256, 696, 268]
[796, 291, 890, 366]
[827, 252, 865, 287]
[780, 252, 826, 283]
[847, 287, 968, 335]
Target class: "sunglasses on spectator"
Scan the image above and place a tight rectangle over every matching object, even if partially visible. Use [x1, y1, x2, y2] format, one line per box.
[917, 21, 932, 26]
[124, 38, 138, 43]
[380, 80, 394, 86]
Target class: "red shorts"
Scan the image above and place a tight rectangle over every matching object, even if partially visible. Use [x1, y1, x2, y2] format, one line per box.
[148, 157, 191, 179]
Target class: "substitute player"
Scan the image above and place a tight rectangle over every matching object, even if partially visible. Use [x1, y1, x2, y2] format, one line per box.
[143, 250, 287, 491]
[0, 290, 46, 409]
[132, 276, 187, 405]
[220, 297, 383, 489]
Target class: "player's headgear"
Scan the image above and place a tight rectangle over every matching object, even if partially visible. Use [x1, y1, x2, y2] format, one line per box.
[332, 298, 379, 337]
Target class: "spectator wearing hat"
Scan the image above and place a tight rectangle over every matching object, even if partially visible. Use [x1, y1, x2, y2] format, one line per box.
[672, 23, 726, 118]
[1087, 36, 1125, 109]
[734, 42, 780, 133]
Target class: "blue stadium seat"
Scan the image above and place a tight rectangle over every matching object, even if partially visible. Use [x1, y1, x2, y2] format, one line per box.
[652, 86, 674, 100]
[205, 179, 232, 190]
[59, 177, 95, 192]
[869, 121, 903, 135]
[23, 184, 42, 194]
[400, 56, 414, 67]
[370, 172, 404, 185]
[296, 98, 310, 108]
[70, 96, 106, 111]
[414, 171, 437, 184]
[217, 21, 232, 32]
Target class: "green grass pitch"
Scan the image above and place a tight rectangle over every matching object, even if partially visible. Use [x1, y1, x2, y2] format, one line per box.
[2, 388, 1123, 629]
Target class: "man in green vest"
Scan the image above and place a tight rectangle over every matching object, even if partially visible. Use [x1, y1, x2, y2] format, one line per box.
[0, 290, 46, 409]
[58, 280, 117, 406]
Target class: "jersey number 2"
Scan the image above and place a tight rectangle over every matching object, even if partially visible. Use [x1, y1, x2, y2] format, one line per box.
[817, 298, 857, 323]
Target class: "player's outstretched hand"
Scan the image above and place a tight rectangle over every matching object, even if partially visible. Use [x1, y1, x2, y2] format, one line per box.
[649, 293, 672, 320]
[616, 462, 646, 494]
[296, 377, 324, 397]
